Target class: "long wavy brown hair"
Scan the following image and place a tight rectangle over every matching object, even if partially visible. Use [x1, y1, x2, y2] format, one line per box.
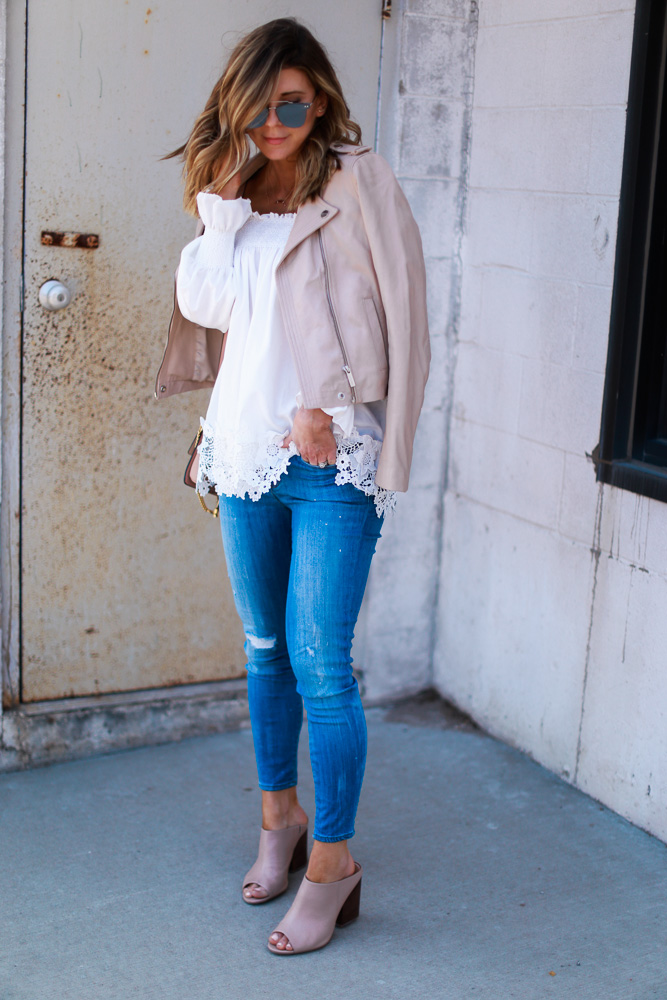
[166, 18, 362, 215]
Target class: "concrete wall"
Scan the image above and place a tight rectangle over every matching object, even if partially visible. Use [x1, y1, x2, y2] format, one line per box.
[434, 0, 667, 843]
[359, 0, 478, 700]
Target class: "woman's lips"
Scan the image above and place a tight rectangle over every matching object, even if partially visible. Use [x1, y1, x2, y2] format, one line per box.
[264, 136, 288, 145]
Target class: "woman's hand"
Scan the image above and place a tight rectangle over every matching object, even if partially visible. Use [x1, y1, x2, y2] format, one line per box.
[281, 408, 337, 466]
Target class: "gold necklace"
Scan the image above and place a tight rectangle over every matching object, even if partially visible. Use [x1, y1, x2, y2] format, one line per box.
[263, 169, 295, 207]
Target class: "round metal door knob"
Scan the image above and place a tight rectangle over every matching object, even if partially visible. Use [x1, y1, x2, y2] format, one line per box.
[39, 280, 71, 311]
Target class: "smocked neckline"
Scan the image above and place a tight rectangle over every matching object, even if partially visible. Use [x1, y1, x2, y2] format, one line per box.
[250, 211, 296, 221]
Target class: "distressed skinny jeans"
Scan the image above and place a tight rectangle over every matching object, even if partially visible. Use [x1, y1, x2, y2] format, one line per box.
[217, 454, 384, 843]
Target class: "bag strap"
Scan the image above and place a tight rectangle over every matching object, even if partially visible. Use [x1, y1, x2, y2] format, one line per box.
[185, 426, 220, 517]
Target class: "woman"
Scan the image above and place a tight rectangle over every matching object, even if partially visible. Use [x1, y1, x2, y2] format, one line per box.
[157, 18, 430, 954]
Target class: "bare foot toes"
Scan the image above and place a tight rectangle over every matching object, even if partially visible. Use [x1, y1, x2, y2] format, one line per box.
[269, 932, 293, 951]
[244, 882, 268, 900]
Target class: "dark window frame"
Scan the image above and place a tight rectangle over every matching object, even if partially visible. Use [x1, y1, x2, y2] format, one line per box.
[596, 0, 667, 502]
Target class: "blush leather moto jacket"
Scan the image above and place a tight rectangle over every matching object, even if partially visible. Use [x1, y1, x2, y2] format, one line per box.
[156, 143, 430, 493]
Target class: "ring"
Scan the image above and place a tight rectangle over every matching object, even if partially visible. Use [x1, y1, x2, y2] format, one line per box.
[318, 460, 328, 468]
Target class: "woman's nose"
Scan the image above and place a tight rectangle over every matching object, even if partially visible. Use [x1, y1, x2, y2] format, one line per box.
[266, 106, 281, 126]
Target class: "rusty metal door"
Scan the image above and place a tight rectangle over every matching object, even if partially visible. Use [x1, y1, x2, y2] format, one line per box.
[20, 1, 382, 701]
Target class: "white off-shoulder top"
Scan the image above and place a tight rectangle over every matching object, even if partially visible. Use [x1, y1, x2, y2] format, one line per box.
[176, 192, 396, 517]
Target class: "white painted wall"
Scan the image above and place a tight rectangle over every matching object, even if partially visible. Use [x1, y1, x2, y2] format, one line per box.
[435, 0, 667, 843]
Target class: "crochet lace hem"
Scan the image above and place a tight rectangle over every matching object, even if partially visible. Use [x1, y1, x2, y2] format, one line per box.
[195, 421, 396, 518]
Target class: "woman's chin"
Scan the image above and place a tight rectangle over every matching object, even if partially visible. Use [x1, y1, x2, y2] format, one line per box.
[251, 137, 301, 160]
[258, 146, 292, 160]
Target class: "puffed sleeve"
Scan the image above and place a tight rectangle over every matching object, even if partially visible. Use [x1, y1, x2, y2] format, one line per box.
[176, 192, 253, 333]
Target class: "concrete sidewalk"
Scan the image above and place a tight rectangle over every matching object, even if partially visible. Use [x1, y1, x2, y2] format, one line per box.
[1, 693, 665, 1000]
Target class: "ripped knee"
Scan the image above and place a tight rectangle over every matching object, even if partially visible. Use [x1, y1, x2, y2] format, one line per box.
[245, 632, 277, 650]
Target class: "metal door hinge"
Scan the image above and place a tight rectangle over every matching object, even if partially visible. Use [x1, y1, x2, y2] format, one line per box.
[382, 0, 391, 18]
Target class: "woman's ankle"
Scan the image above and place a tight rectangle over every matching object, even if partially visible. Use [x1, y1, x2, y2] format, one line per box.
[306, 840, 355, 883]
[261, 788, 308, 830]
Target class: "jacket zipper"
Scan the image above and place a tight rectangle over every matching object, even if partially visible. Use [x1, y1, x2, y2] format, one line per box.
[318, 229, 357, 403]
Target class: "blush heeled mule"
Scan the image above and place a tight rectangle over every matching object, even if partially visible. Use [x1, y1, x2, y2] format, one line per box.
[267, 861, 362, 954]
[242, 823, 308, 904]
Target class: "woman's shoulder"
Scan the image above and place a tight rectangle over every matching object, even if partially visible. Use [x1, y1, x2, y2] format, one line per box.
[329, 143, 394, 178]
[326, 144, 399, 197]
[330, 143, 382, 174]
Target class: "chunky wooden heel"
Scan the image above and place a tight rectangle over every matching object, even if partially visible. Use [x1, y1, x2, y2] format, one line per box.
[289, 829, 308, 872]
[335, 876, 361, 926]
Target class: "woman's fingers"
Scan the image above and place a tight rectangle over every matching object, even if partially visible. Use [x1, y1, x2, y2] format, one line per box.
[282, 409, 338, 465]
[281, 433, 335, 464]
[298, 434, 338, 466]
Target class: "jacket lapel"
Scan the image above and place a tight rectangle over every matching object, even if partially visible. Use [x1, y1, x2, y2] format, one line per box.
[277, 195, 339, 266]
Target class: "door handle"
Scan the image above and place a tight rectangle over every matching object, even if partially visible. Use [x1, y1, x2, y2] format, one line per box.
[39, 280, 71, 311]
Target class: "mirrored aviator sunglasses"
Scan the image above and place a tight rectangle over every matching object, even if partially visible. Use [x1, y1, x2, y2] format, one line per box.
[246, 101, 314, 130]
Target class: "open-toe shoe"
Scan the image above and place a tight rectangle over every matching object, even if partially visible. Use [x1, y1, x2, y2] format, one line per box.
[242, 823, 308, 905]
[268, 861, 362, 954]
